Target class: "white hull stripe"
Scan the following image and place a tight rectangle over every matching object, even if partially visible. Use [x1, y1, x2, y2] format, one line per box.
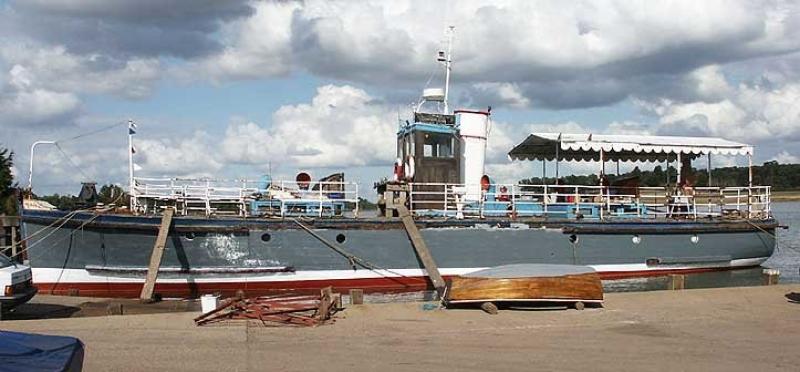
[31, 257, 769, 284]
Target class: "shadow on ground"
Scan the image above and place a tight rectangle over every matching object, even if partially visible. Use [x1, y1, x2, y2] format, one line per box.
[4, 298, 201, 320]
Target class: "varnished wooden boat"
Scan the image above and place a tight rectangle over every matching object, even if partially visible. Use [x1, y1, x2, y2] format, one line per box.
[445, 264, 604, 305]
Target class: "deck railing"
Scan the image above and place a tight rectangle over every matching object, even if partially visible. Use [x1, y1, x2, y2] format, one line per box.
[131, 177, 360, 218]
[407, 183, 771, 220]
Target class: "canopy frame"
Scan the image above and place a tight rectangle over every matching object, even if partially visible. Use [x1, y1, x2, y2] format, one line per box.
[509, 132, 755, 187]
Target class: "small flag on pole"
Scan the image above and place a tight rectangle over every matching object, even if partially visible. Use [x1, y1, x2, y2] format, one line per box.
[128, 121, 137, 135]
[131, 145, 136, 154]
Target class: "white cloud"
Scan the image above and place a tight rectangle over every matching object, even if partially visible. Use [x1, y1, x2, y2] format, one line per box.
[469, 83, 531, 109]
[188, 0, 800, 109]
[773, 150, 800, 164]
[221, 84, 399, 168]
[136, 131, 222, 176]
[183, 1, 299, 80]
[0, 87, 80, 125]
[0, 44, 160, 127]
[646, 81, 800, 142]
[1, 45, 160, 99]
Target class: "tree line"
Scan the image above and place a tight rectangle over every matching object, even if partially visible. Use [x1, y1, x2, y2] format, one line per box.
[521, 161, 800, 190]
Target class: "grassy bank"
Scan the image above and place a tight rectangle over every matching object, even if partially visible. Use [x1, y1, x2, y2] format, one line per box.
[772, 190, 800, 202]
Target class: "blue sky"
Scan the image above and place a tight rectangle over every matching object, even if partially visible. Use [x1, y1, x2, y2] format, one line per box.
[1, 0, 799, 197]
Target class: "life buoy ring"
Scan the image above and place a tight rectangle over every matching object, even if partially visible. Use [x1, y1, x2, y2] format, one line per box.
[404, 155, 415, 180]
[393, 158, 404, 181]
[296, 172, 312, 190]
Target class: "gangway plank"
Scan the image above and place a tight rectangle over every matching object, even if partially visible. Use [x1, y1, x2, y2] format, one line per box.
[140, 207, 175, 302]
[395, 204, 446, 297]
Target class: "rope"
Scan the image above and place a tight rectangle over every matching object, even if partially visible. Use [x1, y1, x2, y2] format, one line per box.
[291, 218, 426, 285]
[53, 143, 93, 181]
[56, 121, 126, 143]
[2, 192, 125, 252]
[0, 209, 82, 250]
[745, 219, 800, 254]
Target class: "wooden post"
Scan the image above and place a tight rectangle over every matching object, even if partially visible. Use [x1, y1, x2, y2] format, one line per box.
[395, 204, 446, 297]
[140, 207, 175, 302]
[668, 274, 685, 290]
[10, 223, 17, 261]
[349, 289, 364, 305]
[762, 269, 780, 286]
[318, 287, 332, 320]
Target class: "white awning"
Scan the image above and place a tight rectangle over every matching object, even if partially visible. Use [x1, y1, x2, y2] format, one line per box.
[508, 133, 753, 162]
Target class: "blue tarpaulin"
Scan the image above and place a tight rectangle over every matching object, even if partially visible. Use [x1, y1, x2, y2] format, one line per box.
[0, 331, 84, 372]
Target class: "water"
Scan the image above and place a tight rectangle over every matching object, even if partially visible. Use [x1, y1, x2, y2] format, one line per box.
[605, 201, 800, 292]
[763, 201, 800, 283]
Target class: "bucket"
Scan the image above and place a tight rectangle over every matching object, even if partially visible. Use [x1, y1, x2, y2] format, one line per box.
[200, 294, 220, 314]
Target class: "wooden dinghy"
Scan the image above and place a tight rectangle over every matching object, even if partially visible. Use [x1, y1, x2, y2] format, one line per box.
[445, 264, 604, 310]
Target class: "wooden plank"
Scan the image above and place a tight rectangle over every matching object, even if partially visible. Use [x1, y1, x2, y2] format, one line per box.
[446, 273, 604, 303]
[10, 225, 17, 259]
[668, 274, 686, 290]
[139, 207, 175, 301]
[395, 204, 446, 296]
[349, 289, 364, 305]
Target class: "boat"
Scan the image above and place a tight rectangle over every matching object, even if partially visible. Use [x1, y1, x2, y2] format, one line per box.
[445, 264, 604, 308]
[17, 31, 777, 298]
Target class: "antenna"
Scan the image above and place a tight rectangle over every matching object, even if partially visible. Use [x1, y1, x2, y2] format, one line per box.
[443, 25, 455, 114]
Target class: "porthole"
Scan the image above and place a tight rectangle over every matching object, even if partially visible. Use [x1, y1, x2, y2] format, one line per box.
[336, 233, 346, 244]
[568, 234, 578, 244]
[632, 235, 642, 245]
[691, 235, 699, 244]
[261, 233, 271, 242]
[185, 232, 196, 241]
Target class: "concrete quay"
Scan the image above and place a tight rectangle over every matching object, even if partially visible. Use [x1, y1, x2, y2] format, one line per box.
[3, 284, 800, 372]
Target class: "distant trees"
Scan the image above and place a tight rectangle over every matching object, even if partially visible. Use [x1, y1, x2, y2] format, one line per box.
[38, 184, 129, 210]
[0, 147, 16, 215]
[521, 162, 800, 190]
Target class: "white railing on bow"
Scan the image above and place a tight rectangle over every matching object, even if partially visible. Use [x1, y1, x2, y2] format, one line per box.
[407, 183, 771, 220]
[131, 177, 359, 218]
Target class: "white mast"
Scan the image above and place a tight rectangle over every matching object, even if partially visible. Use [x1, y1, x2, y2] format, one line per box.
[28, 140, 56, 193]
[127, 119, 136, 210]
[442, 26, 454, 114]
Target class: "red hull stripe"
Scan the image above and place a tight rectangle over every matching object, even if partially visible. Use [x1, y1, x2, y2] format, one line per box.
[33, 265, 758, 298]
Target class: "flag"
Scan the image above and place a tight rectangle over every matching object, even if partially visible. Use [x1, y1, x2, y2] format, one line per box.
[131, 145, 136, 154]
[128, 121, 137, 135]
[133, 163, 143, 171]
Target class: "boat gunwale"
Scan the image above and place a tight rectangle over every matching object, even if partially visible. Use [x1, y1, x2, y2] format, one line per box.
[20, 208, 779, 235]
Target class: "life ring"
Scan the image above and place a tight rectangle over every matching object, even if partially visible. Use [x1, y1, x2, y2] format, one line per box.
[296, 172, 312, 190]
[404, 155, 415, 180]
[393, 158, 404, 181]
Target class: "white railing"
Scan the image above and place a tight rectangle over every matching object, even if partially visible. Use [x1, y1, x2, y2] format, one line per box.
[131, 177, 359, 218]
[407, 182, 771, 220]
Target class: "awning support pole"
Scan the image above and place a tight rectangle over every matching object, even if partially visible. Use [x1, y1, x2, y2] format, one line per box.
[677, 153, 682, 185]
[600, 149, 605, 175]
[748, 153, 753, 187]
[707, 154, 712, 186]
[616, 160, 620, 176]
[542, 159, 546, 185]
[555, 135, 560, 183]
[666, 159, 670, 185]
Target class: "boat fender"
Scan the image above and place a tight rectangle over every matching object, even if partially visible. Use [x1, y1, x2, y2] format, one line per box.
[393, 158, 404, 182]
[405, 155, 415, 180]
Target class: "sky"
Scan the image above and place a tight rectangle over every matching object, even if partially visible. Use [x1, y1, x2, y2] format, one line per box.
[1, 0, 800, 197]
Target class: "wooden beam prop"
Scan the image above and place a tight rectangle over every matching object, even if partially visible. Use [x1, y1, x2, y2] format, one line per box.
[140, 207, 175, 302]
[395, 204, 446, 297]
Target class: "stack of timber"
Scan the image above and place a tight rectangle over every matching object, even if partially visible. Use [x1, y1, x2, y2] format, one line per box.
[194, 287, 341, 327]
[445, 264, 604, 311]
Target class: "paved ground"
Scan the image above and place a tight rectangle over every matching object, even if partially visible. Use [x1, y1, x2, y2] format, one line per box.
[3, 285, 800, 372]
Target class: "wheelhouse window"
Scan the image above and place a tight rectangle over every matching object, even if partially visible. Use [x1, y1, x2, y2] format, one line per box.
[423, 133, 454, 158]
